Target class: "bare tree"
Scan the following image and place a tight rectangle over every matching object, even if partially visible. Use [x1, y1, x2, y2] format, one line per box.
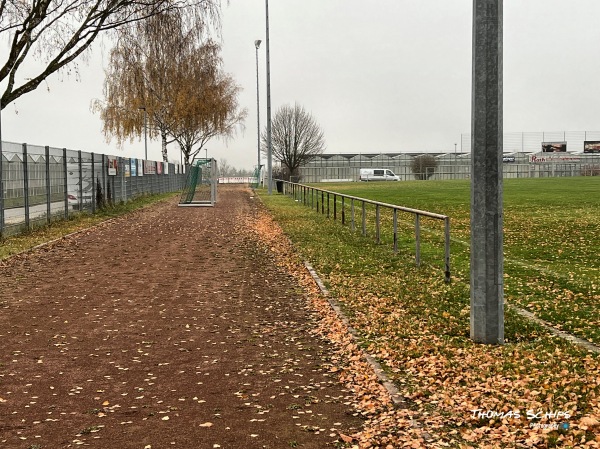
[262, 103, 325, 180]
[217, 158, 252, 177]
[218, 157, 232, 177]
[0, 0, 222, 109]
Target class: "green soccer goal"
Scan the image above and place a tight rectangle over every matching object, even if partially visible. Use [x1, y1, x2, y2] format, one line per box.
[179, 158, 218, 207]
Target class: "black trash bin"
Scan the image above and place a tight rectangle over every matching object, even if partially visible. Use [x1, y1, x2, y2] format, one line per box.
[276, 180, 284, 193]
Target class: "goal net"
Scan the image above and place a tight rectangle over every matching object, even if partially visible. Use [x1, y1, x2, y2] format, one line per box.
[179, 158, 218, 207]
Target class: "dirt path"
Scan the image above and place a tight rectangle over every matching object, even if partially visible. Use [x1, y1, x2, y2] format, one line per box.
[0, 186, 363, 449]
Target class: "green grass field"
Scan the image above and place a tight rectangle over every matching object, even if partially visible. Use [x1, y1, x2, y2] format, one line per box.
[288, 177, 600, 345]
[259, 177, 600, 447]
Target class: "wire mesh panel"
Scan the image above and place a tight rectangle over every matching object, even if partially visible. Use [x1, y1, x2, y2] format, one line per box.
[1, 142, 25, 234]
[49, 147, 67, 219]
[179, 158, 218, 207]
[250, 166, 261, 188]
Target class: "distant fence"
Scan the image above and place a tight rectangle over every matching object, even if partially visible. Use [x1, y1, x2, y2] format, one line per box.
[297, 151, 600, 183]
[278, 180, 451, 282]
[0, 141, 186, 237]
[218, 176, 257, 184]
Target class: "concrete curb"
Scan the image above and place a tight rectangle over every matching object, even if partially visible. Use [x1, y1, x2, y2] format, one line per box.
[511, 306, 600, 354]
[303, 261, 407, 408]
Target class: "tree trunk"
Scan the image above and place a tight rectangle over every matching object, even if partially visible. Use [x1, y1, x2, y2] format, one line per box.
[162, 132, 168, 162]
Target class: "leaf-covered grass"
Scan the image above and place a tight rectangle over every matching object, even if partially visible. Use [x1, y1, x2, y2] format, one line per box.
[0, 192, 178, 261]
[288, 177, 600, 345]
[258, 177, 600, 447]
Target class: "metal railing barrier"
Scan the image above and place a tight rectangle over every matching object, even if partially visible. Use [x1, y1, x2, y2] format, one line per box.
[278, 180, 451, 282]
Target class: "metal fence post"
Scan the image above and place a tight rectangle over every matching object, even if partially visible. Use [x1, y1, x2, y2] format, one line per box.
[91, 153, 96, 213]
[102, 154, 106, 206]
[23, 143, 30, 229]
[327, 192, 330, 218]
[321, 192, 324, 214]
[351, 199, 355, 232]
[45, 146, 51, 224]
[415, 214, 421, 267]
[120, 157, 125, 203]
[78, 150, 83, 211]
[341, 196, 345, 225]
[393, 209, 398, 253]
[316, 190, 319, 212]
[361, 201, 366, 236]
[445, 217, 451, 282]
[333, 194, 337, 220]
[375, 204, 380, 243]
[63, 148, 68, 218]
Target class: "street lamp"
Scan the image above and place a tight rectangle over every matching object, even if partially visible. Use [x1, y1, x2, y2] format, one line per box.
[139, 107, 148, 160]
[255, 39, 262, 184]
[454, 143, 457, 156]
[205, 148, 208, 160]
[265, 0, 273, 194]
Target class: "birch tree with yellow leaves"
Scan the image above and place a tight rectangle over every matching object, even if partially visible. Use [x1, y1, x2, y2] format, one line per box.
[96, 10, 245, 163]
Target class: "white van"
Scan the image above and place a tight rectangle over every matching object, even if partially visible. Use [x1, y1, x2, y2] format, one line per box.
[359, 168, 400, 181]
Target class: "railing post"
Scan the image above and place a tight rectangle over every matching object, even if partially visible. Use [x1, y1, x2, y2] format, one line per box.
[445, 217, 451, 282]
[415, 214, 421, 267]
[375, 204, 380, 243]
[321, 191, 324, 214]
[45, 146, 51, 225]
[341, 197, 345, 225]
[361, 201, 366, 236]
[351, 199, 355, 232]
[23, 143, 30, 229]
[333, 194, 337, 220]
[393, 209, 398, 253]
[327, 192, 330, 218]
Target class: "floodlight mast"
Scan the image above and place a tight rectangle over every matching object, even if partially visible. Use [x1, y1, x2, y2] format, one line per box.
[255, 40, 262, 183]
[265, 0, 273, 194]
[470, 0, 504, 345]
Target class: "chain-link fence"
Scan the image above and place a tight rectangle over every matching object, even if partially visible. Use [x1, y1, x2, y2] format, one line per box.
[0, 141, 187, 237]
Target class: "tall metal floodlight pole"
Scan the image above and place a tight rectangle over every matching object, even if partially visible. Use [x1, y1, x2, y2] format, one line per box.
[255, 39, 262, 180]
[265, 0, 273, 194]
[471, 0, 504, 344]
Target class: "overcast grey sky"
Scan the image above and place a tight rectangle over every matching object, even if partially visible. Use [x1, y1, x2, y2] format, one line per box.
[3, 1, 600, 169]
